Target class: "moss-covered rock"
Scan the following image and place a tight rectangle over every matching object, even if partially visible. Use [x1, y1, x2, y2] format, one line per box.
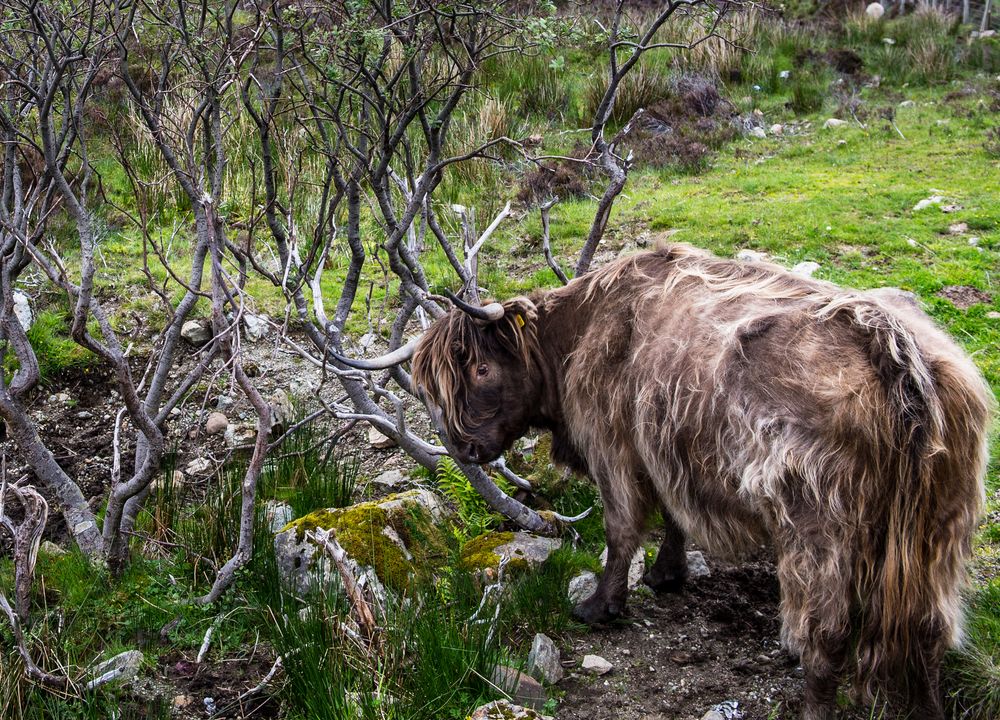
[458, 531, 562, 575]
[274, 488, 451, 595]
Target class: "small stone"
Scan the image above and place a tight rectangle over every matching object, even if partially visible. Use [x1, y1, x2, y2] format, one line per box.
[372, 469, 405, 489]
[599, 546, 645, 590]
[172, 695, 193, 709]
[736, 249, 767, 263]
[527, 633, 564, 684]
[491, 666, 547, 710]
[940, 204, 962, 213]
[269, 390, 295, 431]
[899, 100, 915, 108]
[686, 550, 711, 579]
[12, 291, 32, 331]
[568, 571, 598, 604]
[581, 654, 613, 676]
[704, 700, 742, 720]
[242, 313, 269, 341]
[469, 700, 553, 720]
[205, 412, 229, 435]
[791, 261, 820, 278]
[264, 500, 294, 533]
[76, 411, 93, 419]
[913, 195, 945, 211]
[865, 2, 885, 19]
[152, 471, 185, 492]
[40, 540, 67, 556]
[181, 319, 212, 346]
[368, 426, 396, 449]
[769, 124, 783, 136]
[823, 118, 848, 129]
[948, 222, 968, 235]
[87, 650, 143, 686]
[749, 126, 766, 139]
[185, 457, 212, 476]
[882, 37, 895, 45]
[986, 311, 1000, 320]
[968, 237, 980, 246]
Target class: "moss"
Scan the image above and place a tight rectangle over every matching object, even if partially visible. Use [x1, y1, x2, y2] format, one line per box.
[456, 530, 541, 575]
[281, 492, 451, 592]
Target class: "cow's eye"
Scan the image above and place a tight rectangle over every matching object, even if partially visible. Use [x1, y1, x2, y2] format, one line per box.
[476, 363, 490, 378]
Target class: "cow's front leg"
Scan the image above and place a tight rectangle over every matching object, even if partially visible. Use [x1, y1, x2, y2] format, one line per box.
[642, 507, 687, 593]
[573, 479, 645, 625]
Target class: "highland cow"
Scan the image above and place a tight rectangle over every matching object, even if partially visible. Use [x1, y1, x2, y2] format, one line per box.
[362, 245, 993, 720]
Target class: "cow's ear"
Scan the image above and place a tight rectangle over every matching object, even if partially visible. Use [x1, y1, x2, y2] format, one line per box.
[501, 296, 537, 330]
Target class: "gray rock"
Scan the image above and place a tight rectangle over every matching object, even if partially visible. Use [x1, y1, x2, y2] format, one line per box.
[368, 426, 396, 449]
[86, 650, 143, 687]
[243, 313, 269, 341]
[823, 118, 848, 129]
[986, 311, 1000, 320]
[687, 550, 711, 579]
[185, 457, 212, 476]
[269, 390, 295, 431]
[791, 261, 820, 278]
[600, 546, 645, 590]
[491, 533, 561, 569]
[205, 412, 229, 435]
[371, 469, 406, 489]
[568, 571, 598, 604]
[913, 195, 945, 211]
[273, 489, 450, 596]
[704, 700, 742, 720]
[264, 500, 294, 533]
[151, 471, 185, 493]
[490, 666, 547, 710]
[736, 249, 767, 263]
[749, 126, 766, 139]
[181, 319, 212, 346]
[12, 291, 32, 331]
[899, 100, 915, 108]
[581, 654, 613, 676]
[527, 633, 563, 684]
[469, 700, 553, 720]
[40, 540, 67, 556]
[769, 124, 783, 136]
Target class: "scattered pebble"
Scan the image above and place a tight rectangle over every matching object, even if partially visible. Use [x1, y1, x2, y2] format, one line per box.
[205, 412, 229, 435]
[948, 222, 968, 235]
[913, 195, 945, 211]
[866, 2, 885, 19]
[581, 654, 613, 676]
[736, 249, 767, 263]
[791, 261, 821, 278]
[749, 127, 766, 139]
[368, 426, 396, 449]
[687, 550, 712, 579]
[769, 124, 783, 136]
[568, 571, 598, 604]
[823, 118, 847, 129]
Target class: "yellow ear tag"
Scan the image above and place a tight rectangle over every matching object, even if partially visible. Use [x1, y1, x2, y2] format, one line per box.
[515, 314, 525, 328]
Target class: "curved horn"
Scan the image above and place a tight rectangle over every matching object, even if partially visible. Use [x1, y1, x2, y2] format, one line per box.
[332, 335, 420, 371]
[445, 290, 505, 322]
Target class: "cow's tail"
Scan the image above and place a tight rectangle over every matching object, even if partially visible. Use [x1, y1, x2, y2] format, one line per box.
[836, 299, 991, 705]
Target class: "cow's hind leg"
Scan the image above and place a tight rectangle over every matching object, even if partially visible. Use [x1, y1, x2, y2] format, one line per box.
[642, 507, 687, 593]
[573, 476, 646, 625]
[775, 536, 851, 720]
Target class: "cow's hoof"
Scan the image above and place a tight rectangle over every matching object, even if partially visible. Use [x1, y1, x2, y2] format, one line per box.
[642, 569, 687, 594]
[572, 595, 622, 625]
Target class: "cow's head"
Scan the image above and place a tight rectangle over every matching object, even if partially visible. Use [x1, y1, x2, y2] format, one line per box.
[411, 295, 540, 464]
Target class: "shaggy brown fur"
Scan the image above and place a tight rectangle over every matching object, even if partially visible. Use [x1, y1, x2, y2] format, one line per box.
[411, 245, 993, 720]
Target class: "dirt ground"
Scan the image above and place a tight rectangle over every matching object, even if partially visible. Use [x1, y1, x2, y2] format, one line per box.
[555, 551, 873, 720]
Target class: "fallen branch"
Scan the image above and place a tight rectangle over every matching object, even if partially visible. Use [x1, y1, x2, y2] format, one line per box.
[307, 528, 379, 640]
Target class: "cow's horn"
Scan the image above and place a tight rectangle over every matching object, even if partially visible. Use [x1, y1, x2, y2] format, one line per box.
[445, 290, 505, 322]
[332, 335, 420, 371]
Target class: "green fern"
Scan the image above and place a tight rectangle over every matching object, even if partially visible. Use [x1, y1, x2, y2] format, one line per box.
[435, 456, 511, 541]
